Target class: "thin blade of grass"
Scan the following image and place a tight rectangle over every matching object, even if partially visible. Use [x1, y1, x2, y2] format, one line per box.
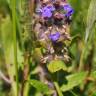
[85, 0, 96, 43]
[11, 0, 19, 95]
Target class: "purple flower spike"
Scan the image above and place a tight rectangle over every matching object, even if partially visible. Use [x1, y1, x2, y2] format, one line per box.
[49, 32, 60, 42]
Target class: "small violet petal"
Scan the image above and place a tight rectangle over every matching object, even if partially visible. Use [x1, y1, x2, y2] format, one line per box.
[42, 9, 52, 18]
[49, 32, 60, 42]
[42, 5, 55, 18]
[63, 4, 74, 17]
[65, 9, 74, 17]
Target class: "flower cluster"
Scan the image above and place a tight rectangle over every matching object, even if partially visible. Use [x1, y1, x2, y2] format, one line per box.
[34, 0, 74, 63]
[36, 0, 74, 42]
[36, 0, 74, 24]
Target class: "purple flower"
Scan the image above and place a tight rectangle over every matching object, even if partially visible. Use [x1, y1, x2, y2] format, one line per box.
[63, 4, 74, 17]
[42, 5, 55, 18]
[65, 9, 74, 17]
[49, 32, 60, 42]
[42, 8, 52, 18]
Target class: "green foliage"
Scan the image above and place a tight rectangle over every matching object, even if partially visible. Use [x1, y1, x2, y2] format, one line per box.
[0, 9, 17, 96]
[33, 48, 43, 63]
[61, 72, 87, 92]
[0, 0, 11, 16]
[85, 0, 96, 42]
[47, 60, 67, 73]
[29, 80, 52, 95]
[90, 71, 96, 79]
[54, 82, 63, 96]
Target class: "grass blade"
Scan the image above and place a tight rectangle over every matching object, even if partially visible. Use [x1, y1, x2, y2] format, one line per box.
[11, 0, 19, 95]
[85, 0, 96, 42]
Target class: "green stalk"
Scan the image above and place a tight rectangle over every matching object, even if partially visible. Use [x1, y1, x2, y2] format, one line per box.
[54, 82, 63, 96]
[79, 48, 85, 71]
[11, 0, 19, 95]
[70, 91, 78, 96]
[23, 0, 35, 95]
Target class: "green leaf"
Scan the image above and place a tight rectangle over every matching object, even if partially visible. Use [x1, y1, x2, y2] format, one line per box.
[92, 92, 96, 96]
[70, 34, 81, 47]
[61, 72, 87, 92]
[29, 80, 52, 94]
[47, 60, 67, 73]
[90, 71, 96, 79]
[85, 0, 96, 42]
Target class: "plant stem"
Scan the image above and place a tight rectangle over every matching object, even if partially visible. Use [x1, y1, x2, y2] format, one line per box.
[11, 0, 19, 95]
[79, 48, 85, 71]
[54, 81, 63, 96]
[70, 91, 78, 96]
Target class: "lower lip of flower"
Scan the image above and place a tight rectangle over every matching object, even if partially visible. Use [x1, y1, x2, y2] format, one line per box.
[49, 32, 60, 42]
[65, 9, 74, 17]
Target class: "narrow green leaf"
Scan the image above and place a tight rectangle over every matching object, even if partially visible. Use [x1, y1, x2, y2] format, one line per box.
[0, 11, 18, 96]
[47, 60, 67, 73]
[61, 72, 87, 92]
[70, 91, 78, 96]
[85, 0, 96, 42]
[11, 0, 19, 95]
[29, 80, 52, 94]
